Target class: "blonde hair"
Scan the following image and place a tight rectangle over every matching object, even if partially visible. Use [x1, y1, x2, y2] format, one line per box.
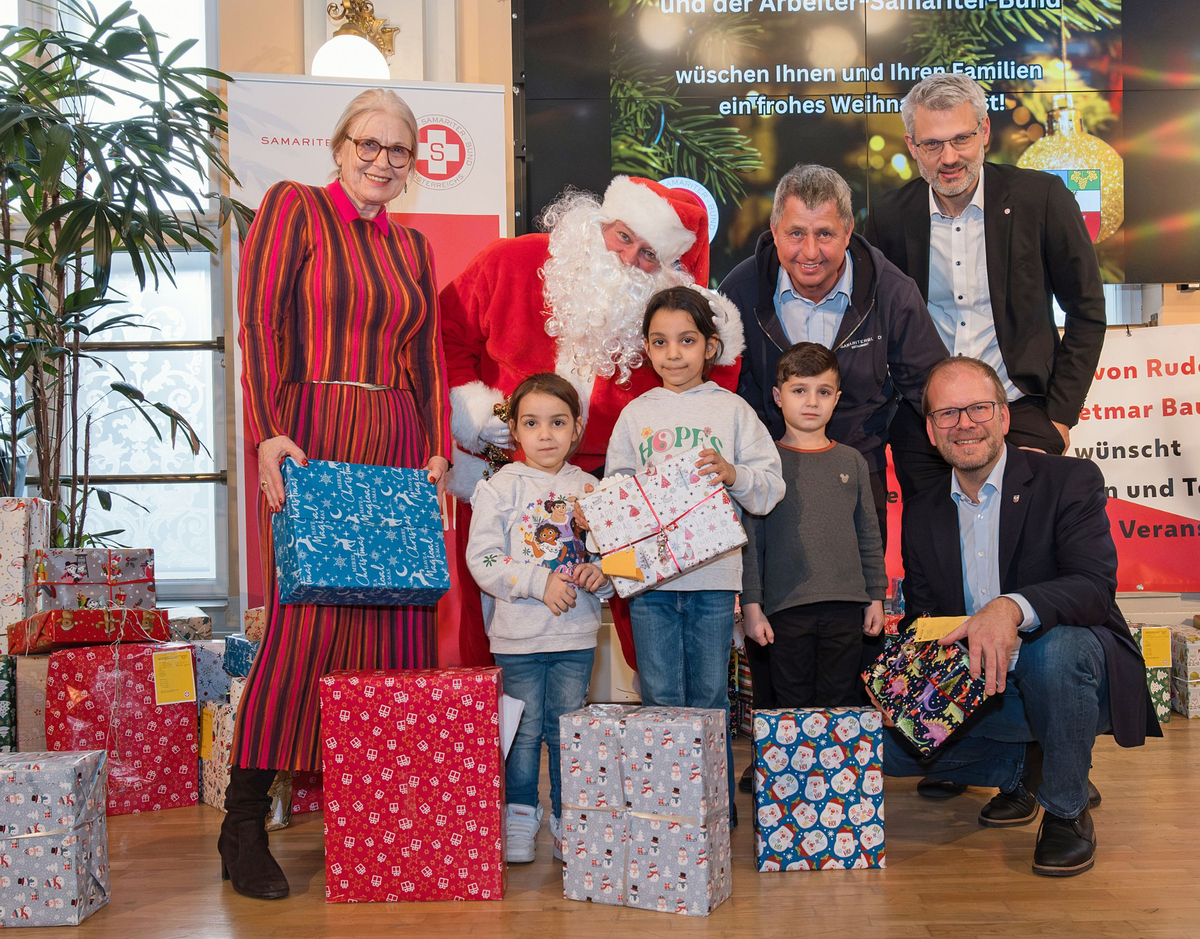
[330, 88, 419, 167]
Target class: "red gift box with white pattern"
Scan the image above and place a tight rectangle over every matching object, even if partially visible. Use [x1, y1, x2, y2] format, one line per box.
[44, 642, 199, 815]
[319, 667, 506, 902]
[291, 771, 323, 814]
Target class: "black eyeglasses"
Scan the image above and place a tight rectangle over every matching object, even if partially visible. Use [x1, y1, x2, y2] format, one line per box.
[928, 400, 997, 428]
[349, 137, 413, 169]
[911, 122, 982, 156]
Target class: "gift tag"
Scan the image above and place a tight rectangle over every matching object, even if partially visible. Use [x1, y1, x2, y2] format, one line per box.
[601, 548, 644, 581]
[1141, 626, 1172, 669]
[913, 616, 967, 643]
[153, 648, 197, 706]
[199, 706, 213, 760]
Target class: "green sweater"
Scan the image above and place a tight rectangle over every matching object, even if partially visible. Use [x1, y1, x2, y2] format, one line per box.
[741, 442, 886, 614]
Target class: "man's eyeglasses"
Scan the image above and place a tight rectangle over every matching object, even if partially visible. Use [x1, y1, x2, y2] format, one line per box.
[350, 137, 413, 169]
[928, 400, 997, 429]
[911, 122, 982, 156]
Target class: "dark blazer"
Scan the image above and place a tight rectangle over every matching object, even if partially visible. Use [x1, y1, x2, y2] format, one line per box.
[899, 444, 1158, 748]
[863, 162, 1107, 428]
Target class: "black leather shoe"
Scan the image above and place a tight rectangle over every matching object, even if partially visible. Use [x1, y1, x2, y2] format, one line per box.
[1088, 781, 1102, 808]
[218, 767, 290, 900]
[739, 763, 753, 794]
[1032, 807, 1096, 877]
[979, 784, 1040, 827]
[916, 777, 968, 799]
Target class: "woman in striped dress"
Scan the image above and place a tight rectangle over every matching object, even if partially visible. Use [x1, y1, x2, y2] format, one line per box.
[223, 88, 450, 900]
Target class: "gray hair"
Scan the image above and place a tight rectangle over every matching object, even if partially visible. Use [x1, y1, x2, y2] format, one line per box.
[770, 164, 853, 231]
[901, 73, 988, 137]
[330, 88, 419, 165]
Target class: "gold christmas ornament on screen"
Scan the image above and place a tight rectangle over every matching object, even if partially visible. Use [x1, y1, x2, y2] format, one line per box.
[1017, 93, 1124, 244]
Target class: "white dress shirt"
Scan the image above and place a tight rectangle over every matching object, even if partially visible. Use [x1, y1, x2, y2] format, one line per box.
[927, 168, 1022, 402]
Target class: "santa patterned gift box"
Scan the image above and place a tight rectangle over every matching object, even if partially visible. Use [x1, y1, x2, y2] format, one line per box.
[576, 446, 747, 598]
[319, 667, 505, 903]
[167, 605, 212, 641]
[1128, 624, 1172, 724]
[862, 639, 989, 755]
[1171, 677, 1200, 719]
[199, 700, 291, 830]
[6, 608, 170, 655]
[0, 497, 52, 652]
[27, 547, 156, 613]
[558, 704, 732, 917]
[193, 640, 230, 703]
[273, 459, 450, 607]
[44, 643, 199, 816]
[244, 606, 266, 643]
[753, 708, 886, 872]
[15, 654, 49, 751]
[223, 633, 259, 679]
[1171, 625, 1200, 682]
[290, 770, 324, 815]
[0, 655, 14, 751]
[0, 750, 110, 926]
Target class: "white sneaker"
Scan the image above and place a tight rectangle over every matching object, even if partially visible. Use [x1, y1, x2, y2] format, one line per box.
[506, 803, 542, 864]
[549, 813, 563, 861]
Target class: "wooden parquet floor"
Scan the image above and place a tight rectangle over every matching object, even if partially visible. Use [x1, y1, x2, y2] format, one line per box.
[46, 719, 1200, 939]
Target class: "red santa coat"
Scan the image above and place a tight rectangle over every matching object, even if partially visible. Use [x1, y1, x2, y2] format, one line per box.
[437, 233, 740, 668]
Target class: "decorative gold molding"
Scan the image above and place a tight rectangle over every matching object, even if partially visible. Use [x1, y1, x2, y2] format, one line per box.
[326, 0, 399, 59]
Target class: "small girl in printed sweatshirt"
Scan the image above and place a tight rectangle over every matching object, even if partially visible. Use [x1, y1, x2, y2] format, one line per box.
[466, 372, 612, 865]
[605, 285, 785, 823]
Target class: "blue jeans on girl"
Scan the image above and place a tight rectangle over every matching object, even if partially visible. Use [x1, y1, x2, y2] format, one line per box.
[494, 648, 595, 817]
[628, 589, 737, 818]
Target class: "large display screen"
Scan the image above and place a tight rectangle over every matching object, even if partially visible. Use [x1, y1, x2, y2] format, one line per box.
[521, 0, 1200, 285]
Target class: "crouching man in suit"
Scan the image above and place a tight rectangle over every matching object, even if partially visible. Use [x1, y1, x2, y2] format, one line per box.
[880, 357, 1159, 876]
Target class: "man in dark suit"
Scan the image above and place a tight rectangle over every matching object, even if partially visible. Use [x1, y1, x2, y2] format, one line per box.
[864, 73, 1107, 497]
[880, 357, 1158, 877]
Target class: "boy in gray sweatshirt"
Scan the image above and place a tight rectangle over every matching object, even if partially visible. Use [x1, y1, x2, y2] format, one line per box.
[741, 342, 887, 710]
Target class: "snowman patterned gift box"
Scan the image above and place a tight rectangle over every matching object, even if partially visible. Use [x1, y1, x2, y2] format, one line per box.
[576, 445, 747, 598]
[753, 708, 886, 872]
[559, 705, 639, 906]
[319, 667, 505, 903]
[273, 459, 450, 607]
[0, 750, 110, 926]
[44, 643, 199, 816]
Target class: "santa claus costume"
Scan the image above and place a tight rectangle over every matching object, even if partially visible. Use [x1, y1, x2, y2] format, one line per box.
[439, 176, 743, 667]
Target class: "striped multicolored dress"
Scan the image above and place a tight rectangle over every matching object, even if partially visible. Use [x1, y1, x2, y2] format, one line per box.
[233, 179, 450, 772]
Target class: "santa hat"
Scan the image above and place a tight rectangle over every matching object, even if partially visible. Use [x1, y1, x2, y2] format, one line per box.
[600, 176, 709, 283]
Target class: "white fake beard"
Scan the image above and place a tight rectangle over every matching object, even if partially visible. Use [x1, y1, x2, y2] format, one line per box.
[541, 200, 683, 387]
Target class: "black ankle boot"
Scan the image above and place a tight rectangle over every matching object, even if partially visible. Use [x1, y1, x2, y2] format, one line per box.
[218, 767, 290, 900]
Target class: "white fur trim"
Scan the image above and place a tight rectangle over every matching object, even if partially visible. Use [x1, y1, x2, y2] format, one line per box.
[449, 381, 505, 454]
[553, 345, 595, 429]
[693, 285, 746, 366]
[600, 176, 695, 264]
[446, 447, 489, 503]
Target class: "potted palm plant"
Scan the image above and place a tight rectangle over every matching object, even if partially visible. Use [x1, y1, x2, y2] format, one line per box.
[0, 0, 252, 545]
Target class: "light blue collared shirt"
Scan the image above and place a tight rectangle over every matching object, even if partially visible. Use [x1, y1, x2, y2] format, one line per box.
[927, 168, 1022, 402]
[774, 251, 853, 348]
[950, 446, 1039, 671]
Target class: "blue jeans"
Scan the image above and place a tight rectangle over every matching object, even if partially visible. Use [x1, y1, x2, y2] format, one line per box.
[628, 589, 737, 815]
[494, 648, 595, 817]
[884, 625, 1111, 818]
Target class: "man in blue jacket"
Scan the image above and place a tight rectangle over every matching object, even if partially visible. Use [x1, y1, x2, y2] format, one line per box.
[720, 163, 947, 545]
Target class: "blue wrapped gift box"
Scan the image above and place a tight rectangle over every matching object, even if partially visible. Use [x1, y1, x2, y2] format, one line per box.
[753, 708, 886, 872]
[223, 633, 259, 679]
[271, 459, 449, 606]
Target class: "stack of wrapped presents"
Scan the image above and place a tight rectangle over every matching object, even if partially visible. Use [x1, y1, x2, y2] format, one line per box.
[558, 704, 733, 916]
[1170, 623, 1200, 718]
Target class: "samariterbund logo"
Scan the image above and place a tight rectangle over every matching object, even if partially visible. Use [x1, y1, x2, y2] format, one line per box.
[414, 115, 475, 190]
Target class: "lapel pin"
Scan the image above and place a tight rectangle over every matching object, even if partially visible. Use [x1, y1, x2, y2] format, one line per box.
[1004, 207, 1011, 215]
[1013, 495, 1020, 503]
